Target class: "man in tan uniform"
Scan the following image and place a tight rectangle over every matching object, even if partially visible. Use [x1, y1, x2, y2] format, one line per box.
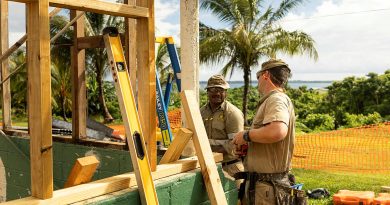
[200, 75, 245, 187]
[232, 59, 306, 205]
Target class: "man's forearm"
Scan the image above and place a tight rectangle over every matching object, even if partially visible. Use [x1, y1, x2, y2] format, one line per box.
[248, 122, 288, 143]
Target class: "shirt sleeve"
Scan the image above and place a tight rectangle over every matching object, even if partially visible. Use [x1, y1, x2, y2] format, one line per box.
[263, 95, 290, 126]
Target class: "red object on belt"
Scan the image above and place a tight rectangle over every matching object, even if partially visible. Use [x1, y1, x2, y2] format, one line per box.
[236, 144, 248, 157]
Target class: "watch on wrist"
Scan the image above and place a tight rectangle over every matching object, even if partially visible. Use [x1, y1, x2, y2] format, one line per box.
[243, 130, 251, 142]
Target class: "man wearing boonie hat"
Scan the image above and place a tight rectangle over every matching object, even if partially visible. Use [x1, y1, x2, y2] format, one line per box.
[232, 59, 306, 204]
[200, 74, 245, 188]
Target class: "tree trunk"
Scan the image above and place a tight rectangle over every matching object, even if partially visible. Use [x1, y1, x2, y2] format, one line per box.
[242, 66, 250, 126]
[96, 51, 113, 123]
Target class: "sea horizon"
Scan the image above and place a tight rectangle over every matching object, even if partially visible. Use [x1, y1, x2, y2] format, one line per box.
[200, 80, 333, 89]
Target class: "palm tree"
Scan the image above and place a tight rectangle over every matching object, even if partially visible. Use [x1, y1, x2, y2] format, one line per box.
[50, 15, 73, 120]
[200, 0, 318, 123]
[9, 48, 28, 114]
[84, 12, 123, 123]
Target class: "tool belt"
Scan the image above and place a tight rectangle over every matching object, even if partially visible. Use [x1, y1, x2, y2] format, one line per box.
[234, 172, 307, 205]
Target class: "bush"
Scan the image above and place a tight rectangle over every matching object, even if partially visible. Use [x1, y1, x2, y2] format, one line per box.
[302, 113, 335, 131]
[343, 112, 382, 128]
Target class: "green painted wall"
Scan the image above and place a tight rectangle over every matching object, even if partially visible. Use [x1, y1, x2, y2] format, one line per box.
[0, 135, 237, 204]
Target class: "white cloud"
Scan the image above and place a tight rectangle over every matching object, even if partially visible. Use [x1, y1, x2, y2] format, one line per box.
[279, 0, 390, 80]
[154, 0, 180, 43]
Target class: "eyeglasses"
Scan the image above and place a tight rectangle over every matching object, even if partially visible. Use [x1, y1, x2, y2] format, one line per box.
[207, 87, 225, 93]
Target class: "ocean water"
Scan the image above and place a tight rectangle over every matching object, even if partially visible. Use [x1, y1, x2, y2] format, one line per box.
[200, 81, 333, 89]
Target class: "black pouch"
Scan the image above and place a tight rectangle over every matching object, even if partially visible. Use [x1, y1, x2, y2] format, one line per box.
[273, 183, 308, 205]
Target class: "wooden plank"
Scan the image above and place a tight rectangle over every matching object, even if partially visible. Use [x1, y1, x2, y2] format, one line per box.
[64, 156, 99, 188]
[159, 128, 193, 164]
[77, 36, 104, 49]
[77, 35, 126, 50]
[71, 10, 87, 141]
[124, 0, 137, 91]
[181, 90, 227, 205]
[9, 0, 148, 18]
[8, 0, 149, 19]
[26, 0, 53, 199]
[0, 0, 11, 129]
[382, 186, 390, 192]
[136, 0, 156, 171]
[3, 153, 223, 205]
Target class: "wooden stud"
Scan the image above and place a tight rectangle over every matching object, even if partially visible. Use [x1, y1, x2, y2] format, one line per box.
[71, 10, 87, 141]
[136, 0, 156, 171]
[11, 0, 149, 18]
[159, 128, 193, 164]
[0, 0, 11, 130]
[26, 0, 53, 199]
[181, 90, 227, 205]
[64, 156, 100, 188]
[3, 153, 223, 205]
[124, 0, 137, 91]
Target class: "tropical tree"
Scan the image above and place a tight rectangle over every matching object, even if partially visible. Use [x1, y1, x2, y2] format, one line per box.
[200, 0, 318, 123]
[84, 12, 124, 123]
[50, 15, 73, 120]
[9, 48, 28, 115]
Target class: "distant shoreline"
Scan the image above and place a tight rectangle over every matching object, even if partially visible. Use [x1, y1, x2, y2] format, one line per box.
[200, 80, 333, 89]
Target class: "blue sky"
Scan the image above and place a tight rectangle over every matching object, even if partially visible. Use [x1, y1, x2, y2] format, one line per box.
[6, 0, 390, 81]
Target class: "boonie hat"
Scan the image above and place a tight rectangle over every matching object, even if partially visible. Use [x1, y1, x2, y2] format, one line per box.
[206, 74, 230, 89]
[257, 59, 290, 77]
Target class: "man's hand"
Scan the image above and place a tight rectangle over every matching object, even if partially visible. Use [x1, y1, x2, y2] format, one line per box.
[232, 131, 246, 146]
[231, 131, 248, 156]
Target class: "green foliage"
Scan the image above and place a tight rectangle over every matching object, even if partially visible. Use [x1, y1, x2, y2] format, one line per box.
[342, 112, 382, 128]
[302, 113, 335, 131]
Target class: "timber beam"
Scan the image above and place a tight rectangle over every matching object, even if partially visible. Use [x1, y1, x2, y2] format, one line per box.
[7, 0, 149, 18]
[2, 153, 223, 205]
[77, 35, 125, 50]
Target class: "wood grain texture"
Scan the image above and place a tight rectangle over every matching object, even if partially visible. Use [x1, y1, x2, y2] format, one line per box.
[3, 153, 223, 205]
[64, 156, 99, 188]
[27, 0, 53, 199]
[181, 90, 227, 205]
[159, 128, 193, 164]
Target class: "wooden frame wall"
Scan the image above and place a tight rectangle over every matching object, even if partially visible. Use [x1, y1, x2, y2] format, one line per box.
[0, 0, 12, 129]
[4, 0, 156, 199]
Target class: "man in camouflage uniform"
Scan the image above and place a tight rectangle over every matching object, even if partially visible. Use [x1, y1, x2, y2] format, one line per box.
[233, 59, 305, 205]
[200, 74, 245, 187]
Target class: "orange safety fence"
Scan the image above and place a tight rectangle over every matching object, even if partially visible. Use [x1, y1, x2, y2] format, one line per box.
[112, 109, 390, 174]
[293, 122, 390, 173]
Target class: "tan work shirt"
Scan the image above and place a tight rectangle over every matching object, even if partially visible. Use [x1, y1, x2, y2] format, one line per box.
[246, 91, 295, 173]
[200, 101, 244, 161]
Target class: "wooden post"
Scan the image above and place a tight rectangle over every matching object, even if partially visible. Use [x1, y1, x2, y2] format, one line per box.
[26, 0, 53, 199]
[0, 0, 11, 130]
[64, 156, 99, 188]
[124, 0, 137, 91]
[159, 128, 193, 164]
[181, 90, 227, 205]
[71, 10, 87, 141]
[136, 0, 156, 171]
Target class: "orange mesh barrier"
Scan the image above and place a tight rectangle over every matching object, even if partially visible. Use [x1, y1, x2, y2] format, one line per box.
[293, 122, 390, 173]
[166, 109, 182, 129]
[112, 109, 390, 174]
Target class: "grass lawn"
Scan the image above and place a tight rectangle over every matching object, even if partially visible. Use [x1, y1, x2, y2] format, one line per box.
[293, 168, 390, 204]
